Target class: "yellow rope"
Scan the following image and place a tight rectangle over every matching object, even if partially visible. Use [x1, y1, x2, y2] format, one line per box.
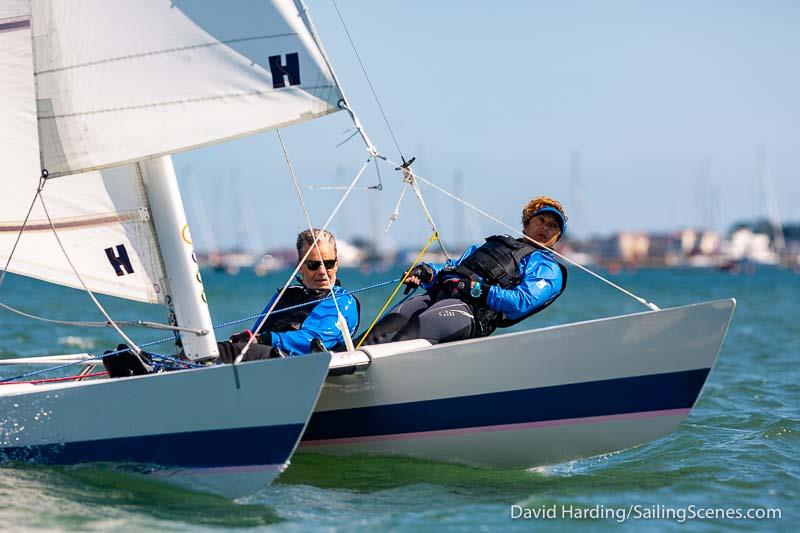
[356, 232, 439, 349]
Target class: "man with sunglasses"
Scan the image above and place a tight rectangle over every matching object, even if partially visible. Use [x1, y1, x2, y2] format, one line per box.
[101, 229, 357, 376]
[215, 228, 359, 362]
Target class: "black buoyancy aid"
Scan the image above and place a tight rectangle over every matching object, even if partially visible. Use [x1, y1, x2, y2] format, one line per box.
[449, 234, 568, 332]
[261, 283, 360, 333]
[454, 235, 538, 288]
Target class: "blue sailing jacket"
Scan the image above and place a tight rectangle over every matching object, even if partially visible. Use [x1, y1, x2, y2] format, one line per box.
[252, 285, 358, 355]
[424, 247, 563, 321]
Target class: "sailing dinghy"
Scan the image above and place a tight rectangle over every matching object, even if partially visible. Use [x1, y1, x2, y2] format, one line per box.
[1, 0, 738, 486]
[0, 0, 352, 497]
[302, 299, 734, 467]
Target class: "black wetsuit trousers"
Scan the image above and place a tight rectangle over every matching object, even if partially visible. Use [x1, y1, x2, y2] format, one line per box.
[215, 341, 277, 364]
[360, 295, 475, 345]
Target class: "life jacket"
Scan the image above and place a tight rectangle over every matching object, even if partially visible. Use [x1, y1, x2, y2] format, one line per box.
[261, 282, 360, 334]
[444, 235, 567, 334]
[454, 235, 538, 288]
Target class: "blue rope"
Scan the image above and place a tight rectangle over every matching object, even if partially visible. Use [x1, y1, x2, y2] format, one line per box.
[0, 278, 401, 383]
[213, 278, 401, 330]
[0, 349, 195, 383]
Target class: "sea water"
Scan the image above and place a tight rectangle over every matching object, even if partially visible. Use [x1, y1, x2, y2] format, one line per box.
[0, 266, 796, 531]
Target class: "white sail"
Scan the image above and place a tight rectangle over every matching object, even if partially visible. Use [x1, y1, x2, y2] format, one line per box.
[30, 0, 343, 177]
[0, 2, 37, 197]
[0, 6, 167, 304]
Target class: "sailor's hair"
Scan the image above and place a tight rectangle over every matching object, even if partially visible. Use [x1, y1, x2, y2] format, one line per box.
[521, 196, 568, 227]
[296, 228, 337, 261]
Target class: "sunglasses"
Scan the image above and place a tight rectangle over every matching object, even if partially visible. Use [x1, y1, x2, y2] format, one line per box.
[304, 258, 337, 270]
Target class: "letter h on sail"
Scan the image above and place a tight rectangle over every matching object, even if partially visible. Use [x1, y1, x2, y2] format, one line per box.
[105, 244, 135, 276]
[269, 52, 301, 88]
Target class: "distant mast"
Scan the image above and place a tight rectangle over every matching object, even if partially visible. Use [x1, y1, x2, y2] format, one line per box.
[757, 146, 786, 257]
[569, 150, 583, 237]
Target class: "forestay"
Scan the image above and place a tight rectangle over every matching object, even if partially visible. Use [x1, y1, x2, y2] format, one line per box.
[30, 0, 343, 177]
[1, 2, 168, 304]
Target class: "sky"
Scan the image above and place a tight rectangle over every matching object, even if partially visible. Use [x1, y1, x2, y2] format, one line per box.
[174, 1, 800, 252]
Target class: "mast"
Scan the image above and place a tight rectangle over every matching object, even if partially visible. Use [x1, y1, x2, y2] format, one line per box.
[139, 156, 218, 361]
[570, 150, 583, 237]
[757, 146, 786, 257]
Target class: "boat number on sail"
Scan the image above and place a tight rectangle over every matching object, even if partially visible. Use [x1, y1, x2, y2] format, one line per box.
[105, 244, 135, 277]
[269, 53, 301, 89]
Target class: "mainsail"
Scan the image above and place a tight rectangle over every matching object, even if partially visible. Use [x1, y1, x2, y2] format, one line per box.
[30, 0, 343, 177]
[1, 3, 166, 304]
[1, 3, 167, 303]
[3, 0, 345, 302]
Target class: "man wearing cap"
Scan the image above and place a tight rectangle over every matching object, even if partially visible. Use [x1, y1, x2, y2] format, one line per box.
[360, 196, 568, 346]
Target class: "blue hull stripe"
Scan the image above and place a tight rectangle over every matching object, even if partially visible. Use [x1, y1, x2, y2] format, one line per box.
[303, 369, 710, 441]
[0, 423, 305, 468]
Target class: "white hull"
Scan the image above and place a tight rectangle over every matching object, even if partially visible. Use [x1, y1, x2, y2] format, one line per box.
[0, 353, 331, 498]
[301, 300, 735, 468]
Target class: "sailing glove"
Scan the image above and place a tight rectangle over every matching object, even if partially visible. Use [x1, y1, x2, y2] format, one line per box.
[228, 330, 254, 343]
[229, 329, 272, 345]
[404, 263, 434, 287]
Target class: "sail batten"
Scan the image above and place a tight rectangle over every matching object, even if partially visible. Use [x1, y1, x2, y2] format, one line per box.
[38, 86, 337, 121]
[30, 0, 344, 177]
[0, 211, 147, 233]
[34, 32, 301, 76]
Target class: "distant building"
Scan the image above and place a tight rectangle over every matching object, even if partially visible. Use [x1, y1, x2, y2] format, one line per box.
[720, 227, 779, 265]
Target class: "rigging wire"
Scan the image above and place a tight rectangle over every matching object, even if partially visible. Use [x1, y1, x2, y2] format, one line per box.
[356, 232, 439, 349]
[236, 157, 372, 363]
[0, 174, 45, 292]
[37, 192, 146, 353]
[328, 0, 656, 310]
[0, 301, 205, 333]
[277, 129, 354, 350]
[295, 0, 379, 157]
[330, 0, 405, 161]
[0, 276, 402, 383]
[380, 158, 660, 311]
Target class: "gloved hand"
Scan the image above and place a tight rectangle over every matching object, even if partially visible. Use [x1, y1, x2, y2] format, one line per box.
[229, 330, 254, 343]
[230, 330, 272, 345]
[403, 263, 434, 293]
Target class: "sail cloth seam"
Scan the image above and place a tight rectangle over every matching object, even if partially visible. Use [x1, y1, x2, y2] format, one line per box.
[34, 33, 299, 75]
[276, 130, 354, 351]
[237, 158, 372, 363]
[0, 210, 145, 233]
[388, 161, 660, 311]
[38, 86, 337, 120]
[37, 193, 143, 353]
[42, 109, 342, 180]
[0, 17, 30, 32]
